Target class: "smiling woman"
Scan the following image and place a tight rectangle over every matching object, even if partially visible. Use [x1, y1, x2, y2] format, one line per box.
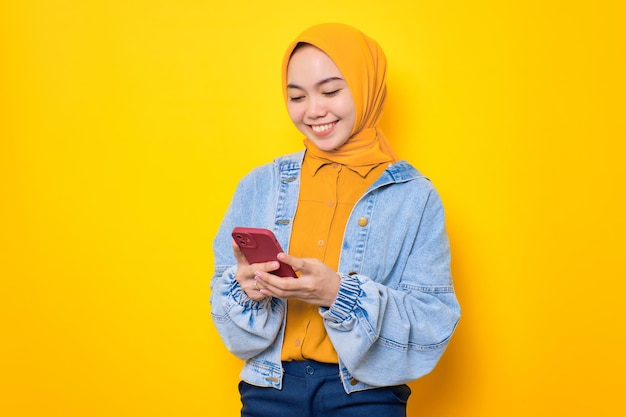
[210, 22, 460, 417]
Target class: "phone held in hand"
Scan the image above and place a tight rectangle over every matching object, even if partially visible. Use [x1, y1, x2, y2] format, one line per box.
[231, 227, 298, 278]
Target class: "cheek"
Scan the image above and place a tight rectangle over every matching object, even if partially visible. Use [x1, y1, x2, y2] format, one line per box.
[286, 103, 303, 124]
[340, 97, 356, 120]
[339, 104, 356, 134]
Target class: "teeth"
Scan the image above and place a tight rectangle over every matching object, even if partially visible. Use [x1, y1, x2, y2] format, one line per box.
[311, 122, 335, 133]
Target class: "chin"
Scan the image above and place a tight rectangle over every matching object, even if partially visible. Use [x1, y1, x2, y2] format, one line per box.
[310, 141, 339, 152]
[308, 135, 351, 152]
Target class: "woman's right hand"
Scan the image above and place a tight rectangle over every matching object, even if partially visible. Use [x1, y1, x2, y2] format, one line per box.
[232, 240, 279, 302]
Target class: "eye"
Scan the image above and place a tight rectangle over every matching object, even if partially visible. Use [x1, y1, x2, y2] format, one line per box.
[323, 89, 341, 97]
[289, 96, 305, 103]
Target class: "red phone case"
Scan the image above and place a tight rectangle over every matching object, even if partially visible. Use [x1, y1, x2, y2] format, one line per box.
[231, 227, 297, 278]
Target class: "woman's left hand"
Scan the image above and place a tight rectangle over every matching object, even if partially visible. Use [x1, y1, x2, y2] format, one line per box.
[253, 253, 341, 307]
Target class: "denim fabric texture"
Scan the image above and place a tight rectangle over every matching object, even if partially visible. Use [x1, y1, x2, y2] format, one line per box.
[210, 151, 460, 394]
[239, 360, 411, 417]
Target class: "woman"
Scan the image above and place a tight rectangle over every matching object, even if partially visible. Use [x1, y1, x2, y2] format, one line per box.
[211, 23, 460, 417]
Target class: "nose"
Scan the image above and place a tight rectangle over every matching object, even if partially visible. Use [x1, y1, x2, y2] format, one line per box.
[305, 97, 327, 119]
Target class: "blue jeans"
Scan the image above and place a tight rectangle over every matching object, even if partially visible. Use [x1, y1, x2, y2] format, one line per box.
[239, 361, 411, 417]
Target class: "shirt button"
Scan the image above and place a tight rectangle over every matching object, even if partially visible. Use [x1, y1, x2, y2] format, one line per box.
[327, 200, 334, 207]
[295, 339, 301, 346]
[317, 240, 324, 247]
[358, 217, 368, 227]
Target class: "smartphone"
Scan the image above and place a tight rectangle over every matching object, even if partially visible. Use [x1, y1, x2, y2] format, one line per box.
[231, 227, 297, 278]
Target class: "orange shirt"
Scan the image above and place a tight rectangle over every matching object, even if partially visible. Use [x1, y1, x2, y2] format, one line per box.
[281, 152, 388, 363]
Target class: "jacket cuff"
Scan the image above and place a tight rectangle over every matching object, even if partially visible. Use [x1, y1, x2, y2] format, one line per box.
[228, 270, 269, 310]
[323, 273, 360, 322]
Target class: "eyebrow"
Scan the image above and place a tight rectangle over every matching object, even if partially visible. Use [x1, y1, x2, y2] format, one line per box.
[287, 76, 345, 90]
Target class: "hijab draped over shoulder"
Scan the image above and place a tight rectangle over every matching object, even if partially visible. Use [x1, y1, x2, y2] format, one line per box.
[282, 23, 398, 165]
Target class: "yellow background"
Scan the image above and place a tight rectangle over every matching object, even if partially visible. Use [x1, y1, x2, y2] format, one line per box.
[1, 1, 624, 415]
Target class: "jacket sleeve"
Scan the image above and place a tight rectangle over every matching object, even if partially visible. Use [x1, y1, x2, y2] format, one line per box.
[320, 182, 461, 387]
[210, 170, 286, 360]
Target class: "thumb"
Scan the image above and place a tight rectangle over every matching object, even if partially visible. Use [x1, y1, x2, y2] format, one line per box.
[231, 240, 249, 266]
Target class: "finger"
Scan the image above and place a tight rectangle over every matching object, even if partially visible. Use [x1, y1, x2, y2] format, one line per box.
[253, 280, 271, 295]
[242, 278, 268, 301]
[255, 271, 298, 297]
[276, 252, 306, 272]
[231, 240, 249, 265]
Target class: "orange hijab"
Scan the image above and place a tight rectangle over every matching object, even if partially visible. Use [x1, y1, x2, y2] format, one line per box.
[282, 23, 398, 165]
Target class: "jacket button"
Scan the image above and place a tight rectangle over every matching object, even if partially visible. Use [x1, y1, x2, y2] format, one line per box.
[357, 217, 368, 227]
[350, 378, 359, 386]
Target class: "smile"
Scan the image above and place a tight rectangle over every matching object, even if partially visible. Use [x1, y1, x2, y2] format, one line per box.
[310, 122, 337, 133]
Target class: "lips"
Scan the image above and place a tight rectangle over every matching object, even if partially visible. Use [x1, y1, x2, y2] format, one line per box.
[309, 121, 337, 135]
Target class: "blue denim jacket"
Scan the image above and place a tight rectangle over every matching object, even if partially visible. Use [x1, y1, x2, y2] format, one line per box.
[211, 151, 460, 394]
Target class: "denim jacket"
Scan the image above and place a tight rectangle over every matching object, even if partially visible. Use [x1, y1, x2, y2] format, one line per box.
[210, 151, 460, 394]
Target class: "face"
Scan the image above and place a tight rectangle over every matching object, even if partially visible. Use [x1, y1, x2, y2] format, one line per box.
[286, 45, 356, 152]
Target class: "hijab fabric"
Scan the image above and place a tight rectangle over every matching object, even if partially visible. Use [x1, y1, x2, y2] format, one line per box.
[282, 23, 398, 165]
